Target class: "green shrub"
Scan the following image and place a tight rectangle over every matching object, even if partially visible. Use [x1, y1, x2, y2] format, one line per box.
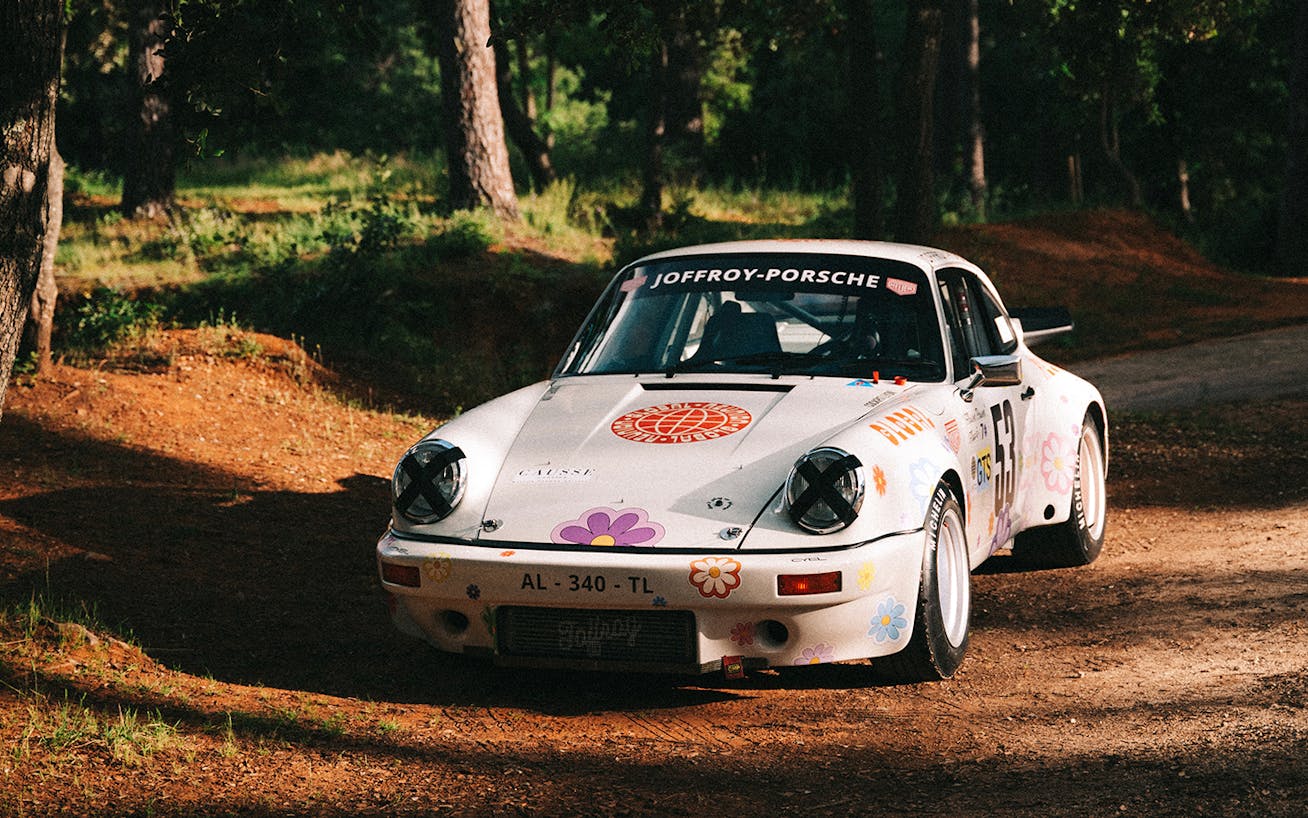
[64, 287, 165, 353]
[426, 210, 494, 259]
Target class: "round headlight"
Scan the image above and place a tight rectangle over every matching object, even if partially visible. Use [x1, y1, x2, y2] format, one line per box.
[392, 439, 466, 523]
[785, 447, 865, 534]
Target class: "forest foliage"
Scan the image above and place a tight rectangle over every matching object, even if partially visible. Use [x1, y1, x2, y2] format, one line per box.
[2, 0, 1304, 413]
[53, 0, 1303, 269]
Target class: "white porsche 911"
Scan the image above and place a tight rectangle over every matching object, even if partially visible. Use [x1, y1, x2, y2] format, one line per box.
[376, 240, 1107, 682]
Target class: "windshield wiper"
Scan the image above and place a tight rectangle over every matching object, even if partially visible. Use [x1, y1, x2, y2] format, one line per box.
[666, 351, 830, 378]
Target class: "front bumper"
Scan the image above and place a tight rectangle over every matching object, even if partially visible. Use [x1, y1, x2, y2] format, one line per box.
[376, 529, 926, 674]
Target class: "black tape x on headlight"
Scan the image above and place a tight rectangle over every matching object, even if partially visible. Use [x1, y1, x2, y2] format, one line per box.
[785, 447, 865, 534]
[392, 439, 466, 524]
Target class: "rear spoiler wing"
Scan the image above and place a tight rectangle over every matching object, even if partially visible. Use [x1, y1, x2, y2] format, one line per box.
[1008, 307, 1073, 346]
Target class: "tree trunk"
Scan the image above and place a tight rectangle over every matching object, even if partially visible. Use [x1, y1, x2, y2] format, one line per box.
[515, 39, 537, 121]
[665, 13, 706, 173]
[1177, 157, 1194, 223]
[641, 35, 670, 231]
[26, 149, 63, 373]
[965, 0, 986, 221]
[1067, 152, 1083, 206]
[895, 0, 944, 244]
[935, 0, 967, 180]
[844, 0, 884, 239]
[0, 0, 62, 418]
[1278, 0, 1308, 276]
[121, 0, 175, 220]
[1099, 91, 1143, 208]
[494, 38, 555, 192]
[434, 0, 519, 220]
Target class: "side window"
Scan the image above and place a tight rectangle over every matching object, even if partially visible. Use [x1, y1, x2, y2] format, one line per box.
[970, 276, 1018, 355]
[937, 280, 970, 380]
[938, 270, 991, 380]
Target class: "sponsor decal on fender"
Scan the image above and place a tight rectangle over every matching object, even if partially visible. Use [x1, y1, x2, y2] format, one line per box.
[868, 405, 936, 446]
[611, 402, 752, 444]
[944, 419, 961, 452]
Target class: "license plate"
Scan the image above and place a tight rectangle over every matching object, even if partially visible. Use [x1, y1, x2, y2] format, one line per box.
[518, 571, 655, 596]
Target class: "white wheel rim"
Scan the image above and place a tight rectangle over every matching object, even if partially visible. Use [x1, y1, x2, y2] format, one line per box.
[1078, 426, 1107, 540]
[935, 506, 970, 647]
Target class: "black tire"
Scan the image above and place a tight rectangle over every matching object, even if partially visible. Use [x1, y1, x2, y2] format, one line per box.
[1012, 412, 1107, 570]
[873, 482, 970, 683]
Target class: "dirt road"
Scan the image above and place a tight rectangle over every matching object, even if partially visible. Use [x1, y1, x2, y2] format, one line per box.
[1067, 323, 1308, 411]
[1, 341, 1306, 816]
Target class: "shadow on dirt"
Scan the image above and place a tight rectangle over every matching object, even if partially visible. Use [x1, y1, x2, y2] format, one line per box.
[0, 415, 797, 709]
[3, 409, 1306, 715]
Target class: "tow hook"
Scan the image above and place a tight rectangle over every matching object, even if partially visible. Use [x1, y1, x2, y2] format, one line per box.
[723, 655, 745, 680]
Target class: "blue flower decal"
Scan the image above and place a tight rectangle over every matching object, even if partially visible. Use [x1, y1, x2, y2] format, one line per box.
[466, 584, 481, 601]
[908, 458, 936, 516]
[869, 597, 908, 643]
[652, 595, 668, 607]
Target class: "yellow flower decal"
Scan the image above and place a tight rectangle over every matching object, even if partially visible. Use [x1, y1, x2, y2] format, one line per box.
[857, 561, 876, 591]
[422, 553, 453, 583]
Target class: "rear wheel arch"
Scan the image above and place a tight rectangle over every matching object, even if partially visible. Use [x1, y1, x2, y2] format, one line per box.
[1011, 408, 1107, 569]
[1086, 401, 1108, 470]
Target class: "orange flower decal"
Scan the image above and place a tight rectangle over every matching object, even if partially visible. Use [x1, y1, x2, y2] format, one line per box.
[688, 557, 742, 599]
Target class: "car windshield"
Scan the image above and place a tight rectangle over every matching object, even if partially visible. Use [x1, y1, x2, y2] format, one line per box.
[559, 253, 946, 381]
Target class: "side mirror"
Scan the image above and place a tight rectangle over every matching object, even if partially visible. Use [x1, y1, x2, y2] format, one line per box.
[961, 354, 1022, 401]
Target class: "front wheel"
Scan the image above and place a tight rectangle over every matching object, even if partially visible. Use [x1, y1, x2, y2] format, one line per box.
[873, 482, 970, 683]
[1012, 413, 1107, 569]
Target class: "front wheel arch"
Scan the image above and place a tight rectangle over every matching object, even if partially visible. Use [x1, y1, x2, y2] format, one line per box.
[872, 480, 971, 683]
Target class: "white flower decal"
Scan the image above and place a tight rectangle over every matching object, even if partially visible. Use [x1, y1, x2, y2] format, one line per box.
[688, 557, 742, 599]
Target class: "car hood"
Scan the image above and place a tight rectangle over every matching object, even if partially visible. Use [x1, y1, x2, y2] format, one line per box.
[476, 375, 920, 551]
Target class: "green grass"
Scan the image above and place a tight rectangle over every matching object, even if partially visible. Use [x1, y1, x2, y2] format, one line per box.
[14, 694, 182, 766]
[4, 587, 124, 646]
[178, 151, 447, 212]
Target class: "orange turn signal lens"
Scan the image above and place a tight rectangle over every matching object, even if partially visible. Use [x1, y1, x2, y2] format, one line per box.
[777, 571, 842, 596]
[381, 561, 421, 588]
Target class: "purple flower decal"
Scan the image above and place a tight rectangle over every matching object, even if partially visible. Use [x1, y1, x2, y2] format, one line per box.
[989, 507, 1013, 555]
[794, 642, 836, 665]
[466, 584, 481, 600]
[550, 507, 666, 547]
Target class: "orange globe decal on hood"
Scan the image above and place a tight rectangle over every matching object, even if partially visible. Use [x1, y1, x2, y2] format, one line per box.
[611, 402, 752, 444]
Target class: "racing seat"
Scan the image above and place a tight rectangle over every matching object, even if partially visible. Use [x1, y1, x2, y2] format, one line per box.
[692, 301, 782, 362]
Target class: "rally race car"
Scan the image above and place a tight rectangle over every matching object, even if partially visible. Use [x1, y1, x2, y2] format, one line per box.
[376, 240, 1107, 682]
